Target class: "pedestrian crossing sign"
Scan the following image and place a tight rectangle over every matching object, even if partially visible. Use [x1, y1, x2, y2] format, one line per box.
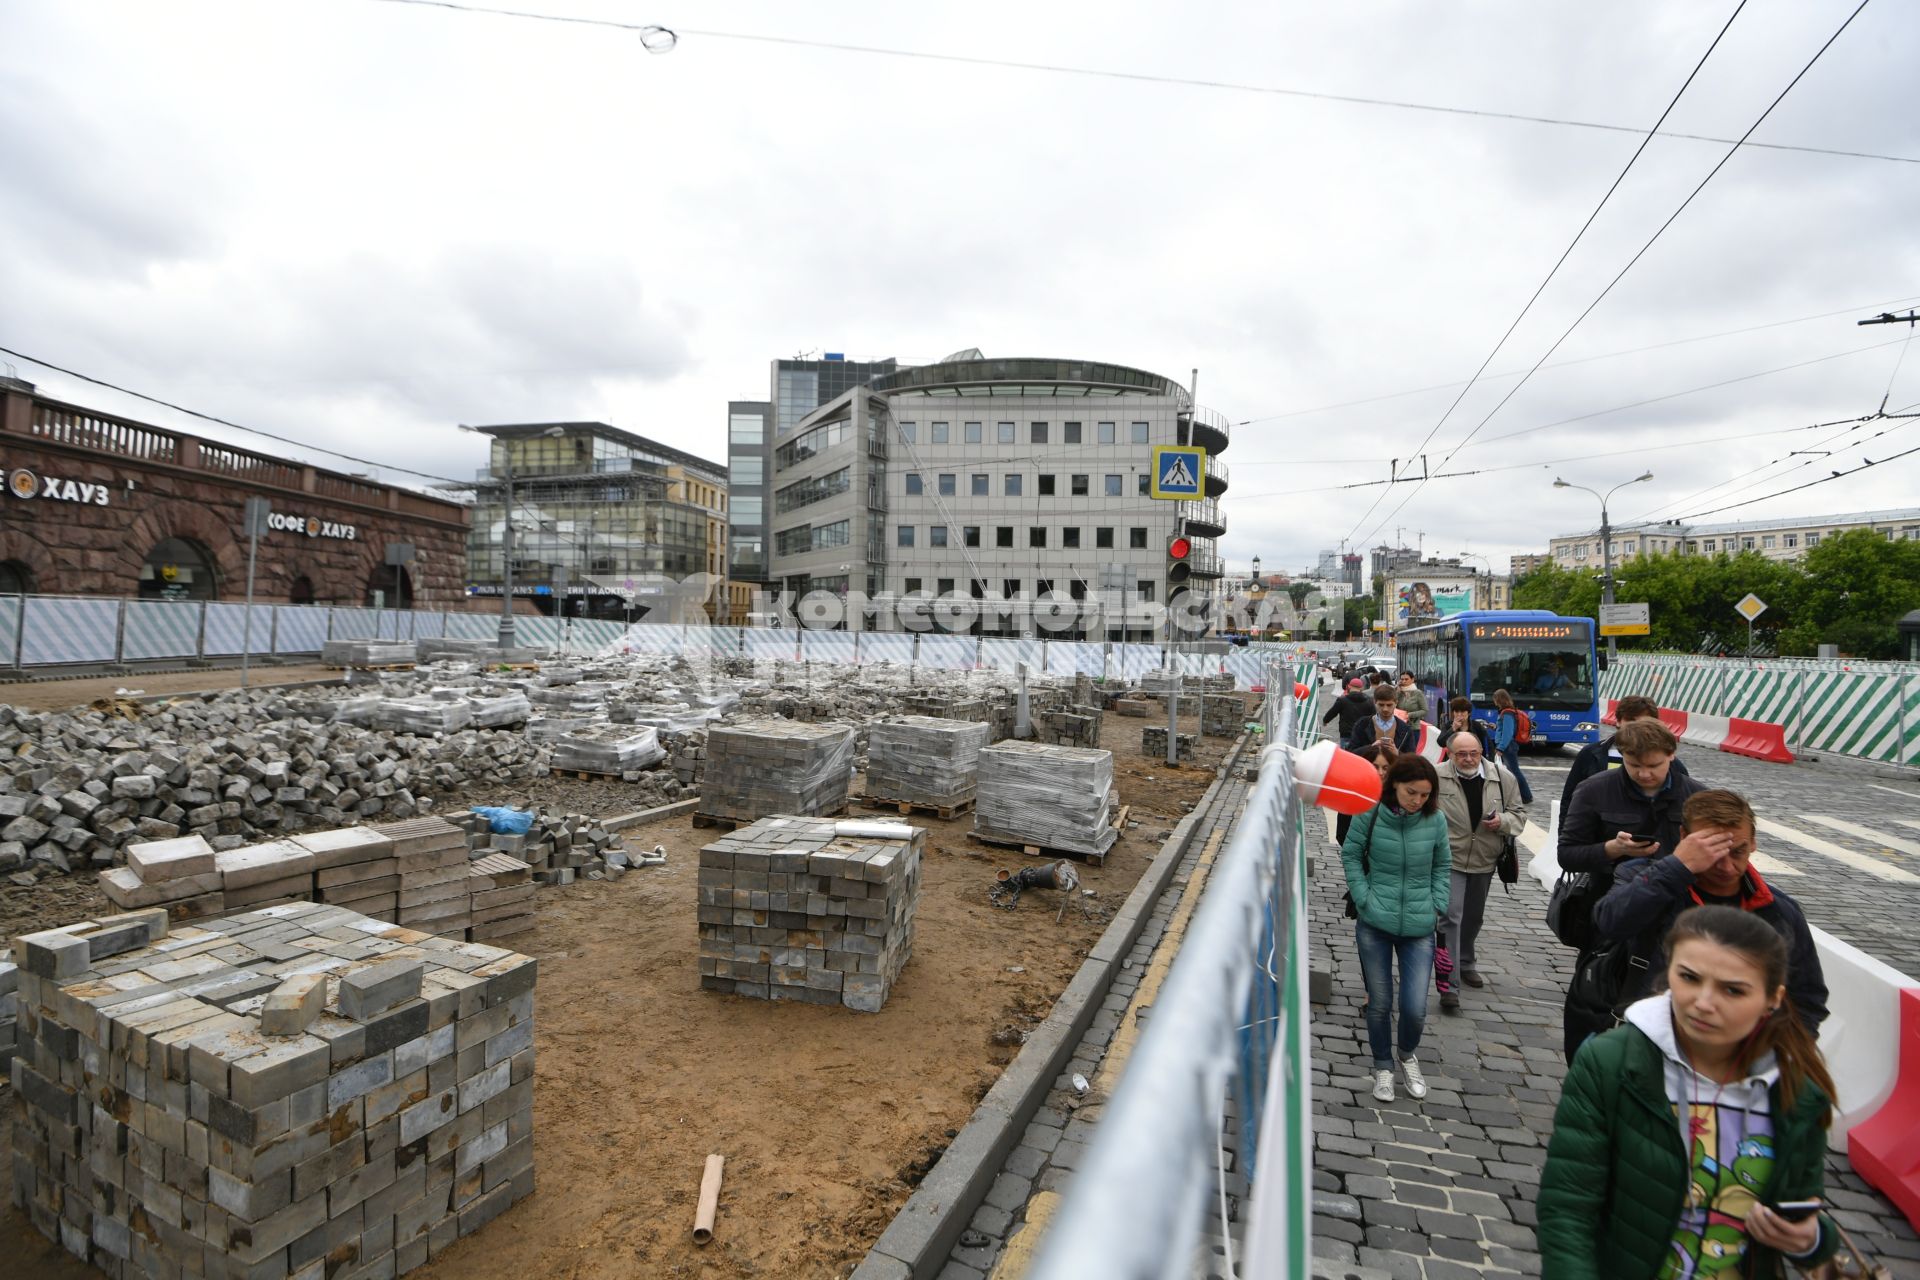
[1150, 445, 1207, 499]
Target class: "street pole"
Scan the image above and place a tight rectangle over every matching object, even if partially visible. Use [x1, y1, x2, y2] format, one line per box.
[240, 498, 269, 689]
[1600, 501, 1616, 660]
[499, 449, 517, 649]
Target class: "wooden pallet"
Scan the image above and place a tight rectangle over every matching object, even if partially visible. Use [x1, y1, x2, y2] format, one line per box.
[326, 663, 417, 672]
[855, 793, 975, 820]
[967, 830, 1111, 868]
[554, 769, 632, 782]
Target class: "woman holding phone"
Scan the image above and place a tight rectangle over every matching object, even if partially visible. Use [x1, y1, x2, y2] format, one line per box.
[1537, 905, 1839, 1279]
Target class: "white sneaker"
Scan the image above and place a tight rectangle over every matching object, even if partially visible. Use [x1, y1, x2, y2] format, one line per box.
[1400, 1055, 1428, 1100]
[1371, 1068, 1395, 1102]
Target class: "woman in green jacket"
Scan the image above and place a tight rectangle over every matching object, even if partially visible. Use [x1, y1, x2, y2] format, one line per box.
[1538, 905, 1840, 1279]
[1340, 753, 1450, 1104]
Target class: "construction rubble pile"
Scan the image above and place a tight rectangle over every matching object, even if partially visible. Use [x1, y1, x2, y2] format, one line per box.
[973, 741, 1118, 858]
[696, 815, 923, 1011]
[863, 717, 990, 811]
[699, 720, 856, 824]
[8, 903, 536, 1279]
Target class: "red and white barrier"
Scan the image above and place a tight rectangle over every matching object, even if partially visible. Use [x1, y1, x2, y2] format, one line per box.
[1813, 928, 1920, 1229]
[1602, 701, 1794, 764]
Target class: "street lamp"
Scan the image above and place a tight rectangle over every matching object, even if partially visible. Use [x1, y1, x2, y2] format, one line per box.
[460, 424, 564, 648]
[1457, 550, 1492, 609]
[1553, 470, 1653, 658]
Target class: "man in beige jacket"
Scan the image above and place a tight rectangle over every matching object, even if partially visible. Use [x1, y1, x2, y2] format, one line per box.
[1434, 731, 1527, 1013]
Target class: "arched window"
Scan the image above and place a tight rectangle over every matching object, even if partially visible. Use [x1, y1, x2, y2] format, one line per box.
[139, 537, 218, 601]
[366, 565, 413, 609]
[288, 575, 316, 605]
[0, 560, 33, 596]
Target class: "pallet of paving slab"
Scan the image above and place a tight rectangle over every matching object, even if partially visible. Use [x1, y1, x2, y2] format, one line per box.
[856, 793, 975, 820]
[967, 828, 1113, 868]
[554, 768, 641, 782]
[324, 663, 417, 672]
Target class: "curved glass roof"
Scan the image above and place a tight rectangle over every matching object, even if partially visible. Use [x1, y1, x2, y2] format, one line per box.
[871, 357, 1191, 402]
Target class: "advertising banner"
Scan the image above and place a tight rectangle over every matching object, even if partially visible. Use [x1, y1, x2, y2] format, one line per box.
[1391, 578, 1474, 630]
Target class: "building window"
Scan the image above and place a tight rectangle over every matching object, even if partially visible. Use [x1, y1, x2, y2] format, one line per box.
[900, 422, 916, 443]
[1030, 528, 1046, 549]
[1104, 474, 1123, 496]
[898, 526, 915, 548]
[964, 421, 982, 444]
[774, 520, 850, 556]
[1702, 540, 1715, 553]
[1137, 474, 1149, 496]
[904, 577, 922, 595]
[1131, 422, 1149, 444]
[776, 418, 852, 467]
[1062, 527, 1081, 549]
[1904, 527, 1919, 540]
[1129, 527, 1148, 549]
[937, 578, 955, 596]
[1038, 474, 1057, 496]
[775, 466, 850, 514]
[1035, 578, 1054, 597]
[938, 473, 956, 497]
[1137, 581, 1154, 602]
[1003, 578, 1021, 598]
[1064, 422, 1082, 444]
[1096, 527, 1114, 549]
[1031, 422, 1048, 444]
[1762, 535, 1776, 549]
[730, 413, 765, 444]
[733, 496, 762, 525]
[996, 527, 1013, 548]
[964, 526, 981, 548]
[1098, 422, 1116, 444]
[931, 422, 950, 444]
[1742, 537, 1755, 551]
[731, 455, 763, 485]
[998, 422, 1016, 444]
[1006, 474, 1023, 497]
[1784, 534, 1798, 548]
[971, 473, 988, 496]
[1806, 533, 1820, 547]
[930, 526, 948, 548]
[1064, 474, 1085, 497]
[905, 473, 923, 495]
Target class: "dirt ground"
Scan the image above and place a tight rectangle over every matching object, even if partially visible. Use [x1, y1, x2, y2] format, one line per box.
[1, 709, 1238, 1280]
[0, 664, 342, 713]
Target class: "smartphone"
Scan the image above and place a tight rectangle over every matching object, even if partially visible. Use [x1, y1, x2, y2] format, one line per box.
[1771, 1200, 1822, 1222]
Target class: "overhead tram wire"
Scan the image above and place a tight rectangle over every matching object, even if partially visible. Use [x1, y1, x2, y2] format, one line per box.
[1339, 0, 1752, 548]
[363, 0, 1920, 166]
[0, 343, 466, 487]
[1628, 408, 1901, 521]
[1666, 412, 1920, 523]
[1354, 0, 1874, 552]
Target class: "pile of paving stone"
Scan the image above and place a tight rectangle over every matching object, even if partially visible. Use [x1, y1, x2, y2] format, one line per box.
[1141, 726, 1197, 764]
[696, 815, 923, 1011]
[0, 955, 16, 1075]
[448, 808, 641, 889]
[548, 725, 666, 776]
[8, 902, 536, 1279]
[863, 717, 989, 809]
[973, 741, 1117, 857]
[1201, 693, 1247, 736]
[699, 720, 855, 823]
[321, 639, 419, 667]
[374, 696, 477, 735]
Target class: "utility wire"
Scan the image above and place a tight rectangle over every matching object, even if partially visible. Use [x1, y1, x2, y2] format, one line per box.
[362, 0, 1919, 166]
[1355, 0, 1872, 551]
[1340, 0, 1751, 547]
[1234, 294, 1920, 428]
[1629, 410, 1897, 521]
[1667, 412, 1920, 521]
[0, 343, 465, 487]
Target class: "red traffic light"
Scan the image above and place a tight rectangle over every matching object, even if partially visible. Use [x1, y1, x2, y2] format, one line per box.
[1168, 536, 1192, 560]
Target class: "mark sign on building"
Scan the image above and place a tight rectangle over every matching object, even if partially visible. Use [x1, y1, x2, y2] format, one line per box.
[1149, 445, 1207, 499]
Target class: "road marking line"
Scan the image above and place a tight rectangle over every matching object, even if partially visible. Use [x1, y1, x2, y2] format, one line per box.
[1870, 783, 1920, 801]
[1518, 818, 1802, 877]
[1754, 817, 1920, 885]
[1801, 815, 1920, 859]
[989, 1189, 1062, 1280]
[1747, 851, 1803, 877]
[1900, 819, 1920, 833]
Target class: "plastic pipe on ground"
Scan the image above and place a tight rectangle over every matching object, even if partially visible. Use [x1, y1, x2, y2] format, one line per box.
[693, 1154, 725, 1245]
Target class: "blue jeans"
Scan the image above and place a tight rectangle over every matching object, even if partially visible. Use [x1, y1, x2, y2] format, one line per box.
[1355, 919, 1433, 1070]
[1500, 743, 1534, 804]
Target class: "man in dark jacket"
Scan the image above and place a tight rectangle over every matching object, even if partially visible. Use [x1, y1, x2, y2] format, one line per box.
[1557, 718, 1706, 876]
[1578, 788, 1828, 1048]
[1558, 694, 1692, 813]
[1322, 678, 1374, 742]
[1347, 686, 1420, 754]
[1436, 696, 1492, 761]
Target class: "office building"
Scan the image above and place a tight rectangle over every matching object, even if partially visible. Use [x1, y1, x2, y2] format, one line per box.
[1547, 507, 1920, 568]
[463, 422, 727, 619]
[1341, 553, 1364, 597]
[1509, 552, 1552, 578]
[763, 354, 1230, 638]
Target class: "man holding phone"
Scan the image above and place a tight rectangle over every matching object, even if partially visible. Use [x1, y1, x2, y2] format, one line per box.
[1557, 718, 1706, 878]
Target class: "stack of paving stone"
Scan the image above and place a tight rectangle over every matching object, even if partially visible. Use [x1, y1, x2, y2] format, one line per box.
[98, 834, 226, 921]
[527, 683, 613, 715]
[374, 817, 473, 938]
[374, 697, 477, 735]
[321, 639, 418, 667]
[525, 714, 600, 743]
[973, 742, 1117, 857]
[467, 854, 536, 942]
[466, 693, 532, 729]
[549, 726, 665, 776]
[1141, 726, 1196, 764]
[696, 815, 923, 1012]
[7, 902, 536, 1278]
[215, 837, 318, 912]
[0, 956, 16, 1074]
[863, 717, 989, 810]
[699, 720, 854, 823]
[1201, 693, 1245, 737]
[299, 826, 400, 921]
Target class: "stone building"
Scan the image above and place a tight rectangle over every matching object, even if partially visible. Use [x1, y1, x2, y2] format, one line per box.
[0, 378, 470, 605]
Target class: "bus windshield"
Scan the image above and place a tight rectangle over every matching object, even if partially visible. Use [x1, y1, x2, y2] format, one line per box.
[1468, 639, 1594, 709]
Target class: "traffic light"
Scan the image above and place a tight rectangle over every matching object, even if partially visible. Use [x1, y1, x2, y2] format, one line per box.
[1166, 533, 1193, 636]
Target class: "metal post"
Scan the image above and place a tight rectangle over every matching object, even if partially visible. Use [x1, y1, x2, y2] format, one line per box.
[240, 497, 268, 688]
[499, 449, 517, 649]
[1166, 667, 1180, 766]
[1600, 501, 1616, 661]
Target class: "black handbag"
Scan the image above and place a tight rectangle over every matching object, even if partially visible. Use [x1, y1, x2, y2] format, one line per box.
[1547, 870, 1607, 950]
[1493, 773, 1519, 892]
[1342, 812, 1376, 920]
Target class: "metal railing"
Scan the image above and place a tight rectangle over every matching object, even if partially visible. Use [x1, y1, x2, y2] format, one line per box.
[1179, 496, 1226, 533]
[1032, 663, 1314, 1279]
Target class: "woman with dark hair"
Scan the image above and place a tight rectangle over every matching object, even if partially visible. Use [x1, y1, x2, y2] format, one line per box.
[1340, 754, 1449, 1104]
[1490, 687, 1534, 805]
[1334, 740, 1398, 847]
[1538, 905, 1839, 1279]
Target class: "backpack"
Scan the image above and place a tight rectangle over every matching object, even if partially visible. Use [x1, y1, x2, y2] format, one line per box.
[1508, 708, 1533, 745]
[1565, 934, 1653, 1035]
[1546, 870, 1607, 949]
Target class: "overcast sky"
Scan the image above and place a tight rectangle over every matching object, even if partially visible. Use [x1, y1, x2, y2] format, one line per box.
[3, 0, 1917, 576]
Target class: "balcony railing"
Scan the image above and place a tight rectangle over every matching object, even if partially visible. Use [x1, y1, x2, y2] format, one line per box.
[1178, 497, 1226, 534]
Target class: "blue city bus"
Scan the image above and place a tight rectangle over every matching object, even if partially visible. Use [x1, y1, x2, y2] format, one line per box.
[1395, 610, 1606, 747]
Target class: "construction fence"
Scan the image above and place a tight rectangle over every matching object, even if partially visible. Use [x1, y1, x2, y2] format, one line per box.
[1602, 654, 1920, 768]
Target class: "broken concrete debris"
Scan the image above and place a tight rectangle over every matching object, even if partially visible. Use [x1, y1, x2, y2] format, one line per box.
[8, 902, 536, 1279]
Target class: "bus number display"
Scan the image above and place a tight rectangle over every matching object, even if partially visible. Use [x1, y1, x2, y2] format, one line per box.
[1469, 622, 1585, 641]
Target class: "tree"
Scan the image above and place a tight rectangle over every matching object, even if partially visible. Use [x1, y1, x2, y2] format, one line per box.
[1343, 595, 1377, 639]
[1775, 529, 1920, 657]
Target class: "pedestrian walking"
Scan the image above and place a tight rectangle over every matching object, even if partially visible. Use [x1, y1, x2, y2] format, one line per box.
[1322, 677, 1375, 744]
[1348, 685, 1420, 754]
[1437, 696, 1492, 760]
[1340, 754, 1450, 1103]
[1334, 740, 1399, 848]
[1396, 671, 1427, 723]
[1559, 695, 1691, 814]
[1537, 905, 1840, 1279]
[1433, 732, 1526, 1013]
[1490, 688, 1534, 805]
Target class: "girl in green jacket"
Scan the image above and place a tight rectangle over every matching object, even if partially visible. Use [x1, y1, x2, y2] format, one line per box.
[1538, 905, 1840, 1279]
[1340, 753, 1451, 1104]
